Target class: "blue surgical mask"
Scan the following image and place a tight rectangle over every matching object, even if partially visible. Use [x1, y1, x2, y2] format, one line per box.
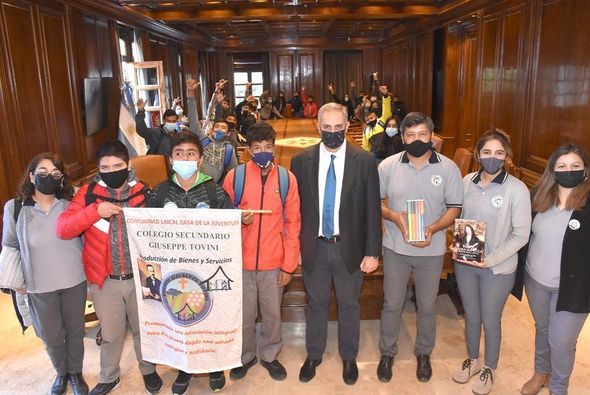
[252, 151, 274, 169]
[213, 130, 226, 141]
[385, 127, 398, 137]
[172, 160, 198, 179]
[164, 123, 177, 133]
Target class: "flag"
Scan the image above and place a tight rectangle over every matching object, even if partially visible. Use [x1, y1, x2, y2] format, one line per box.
[118, 81, 148, 157]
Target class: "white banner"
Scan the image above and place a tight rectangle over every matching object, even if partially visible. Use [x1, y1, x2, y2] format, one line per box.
[123, 208, 243, 373]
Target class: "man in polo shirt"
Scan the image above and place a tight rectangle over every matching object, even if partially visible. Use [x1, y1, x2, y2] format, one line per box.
[376, 112, 463, 384]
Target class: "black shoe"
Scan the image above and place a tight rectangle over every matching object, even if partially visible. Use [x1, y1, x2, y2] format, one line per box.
[89, 378, 120, 395]
[342, 360, 359, 385]
[51, 374, 69, 395]
[209, 371, 226, 392]
[299, 357, 322, 383]
[172, 371, 192, 395]
[261, 360, 287, 381]
[142, 371, 162, 394]
[416, 354, 432, 382]
[377, 355, 394, 383]
[69, 373, 89, 395]
[229, 357, 258, 380]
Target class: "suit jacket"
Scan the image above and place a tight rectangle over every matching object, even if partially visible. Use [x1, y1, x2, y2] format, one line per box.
[290, 142, 382, 273]
[145, 276, 161, 298]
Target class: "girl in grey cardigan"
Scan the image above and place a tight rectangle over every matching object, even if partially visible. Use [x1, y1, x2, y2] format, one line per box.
[451, 130, 531, 395]
[2, 153, 88, 395]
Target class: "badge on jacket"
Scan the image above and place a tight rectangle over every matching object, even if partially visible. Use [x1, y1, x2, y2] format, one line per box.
[569, 219, 581, 230]
[431, 175, 442, 187]
[491, 195, 503, 208]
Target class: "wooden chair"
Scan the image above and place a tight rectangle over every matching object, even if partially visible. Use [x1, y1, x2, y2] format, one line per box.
[453, 147, 474, 177]
[432, 133, 444, 152]
[129, 154, 169, 188]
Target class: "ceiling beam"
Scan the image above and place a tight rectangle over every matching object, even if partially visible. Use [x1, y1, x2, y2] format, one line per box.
[141, 4, 440, 22]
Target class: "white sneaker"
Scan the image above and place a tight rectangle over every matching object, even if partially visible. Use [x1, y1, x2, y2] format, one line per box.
[472, 366, 494, 395]
[452, 358, 483, 384]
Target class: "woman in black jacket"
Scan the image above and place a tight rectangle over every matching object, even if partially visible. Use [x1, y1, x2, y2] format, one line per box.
[519, 143, 590, 395]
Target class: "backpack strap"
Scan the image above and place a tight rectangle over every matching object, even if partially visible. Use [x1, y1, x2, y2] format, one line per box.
[85, 182, 98, 206]
[154, 181, 170, 208]
[204, 180, 218, 208]
[277, 166, 290, 207]
[232, 163, 246, 208]
[13, 199, 22, 223]
[201, 137, 211, 149]
[223, 143, 233, 168]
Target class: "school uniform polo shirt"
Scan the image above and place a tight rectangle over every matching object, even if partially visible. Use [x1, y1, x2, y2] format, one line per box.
[378, 149, 463, 256]
[461, 170, 509, 256]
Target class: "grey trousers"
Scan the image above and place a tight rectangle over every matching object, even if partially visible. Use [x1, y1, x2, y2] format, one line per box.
[525, 273, 588, 395]
[379, 248, 443, 356]
[303, 240, 363, 361]
[454, 263, 515, 369]
[28, 281, 87, 376]
[242, 269, 284, 364]
[90, 278, 156, 383]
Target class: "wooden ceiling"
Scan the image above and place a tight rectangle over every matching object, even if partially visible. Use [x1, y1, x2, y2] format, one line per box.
[116, 0, 469, 47]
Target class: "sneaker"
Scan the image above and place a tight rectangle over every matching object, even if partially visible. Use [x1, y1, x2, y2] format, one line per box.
[172, 371, 193, 395]
[472, 367, 494, 395]
[452, 358, 483, 384]
[89, 378, 121, 395]
[142, 372, 162, 394]
[209, 371, 226, 392]
[260, 360, 287, 381]
[229, 357, 258, 380]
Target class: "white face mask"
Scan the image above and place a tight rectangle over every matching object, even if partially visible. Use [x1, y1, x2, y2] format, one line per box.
[175, 107, 184, 116]
[164, 123, 177, 133]
[385, 127, 398, 137]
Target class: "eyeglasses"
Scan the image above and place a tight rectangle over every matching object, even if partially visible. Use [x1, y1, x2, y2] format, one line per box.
[35, 169, 64, 180]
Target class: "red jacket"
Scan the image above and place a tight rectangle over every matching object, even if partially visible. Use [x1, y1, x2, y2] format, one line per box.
[56, 180, 148, 287]
[222, 161, 301, 273]
[301, 89, 318, 118]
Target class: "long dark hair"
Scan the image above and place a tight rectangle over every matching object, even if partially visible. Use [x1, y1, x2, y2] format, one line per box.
[532, 143, 590, 212]
[16, 152, 74, 201]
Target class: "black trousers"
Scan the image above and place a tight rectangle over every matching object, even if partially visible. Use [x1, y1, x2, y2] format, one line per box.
[302, 240, 363, 361]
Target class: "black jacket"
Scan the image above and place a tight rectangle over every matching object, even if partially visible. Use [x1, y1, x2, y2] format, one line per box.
[513, 198, 590, 313]
[290, 143, 382, 274]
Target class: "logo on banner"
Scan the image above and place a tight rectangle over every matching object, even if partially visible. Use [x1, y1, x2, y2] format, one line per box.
[161, 271, 213, 326]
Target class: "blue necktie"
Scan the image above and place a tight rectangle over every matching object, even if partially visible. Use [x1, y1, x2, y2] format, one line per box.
[322, 154, 336, 238]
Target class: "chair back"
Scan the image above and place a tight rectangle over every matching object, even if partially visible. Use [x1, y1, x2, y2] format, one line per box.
[129, 154, 169, 188]
[453, 147, 474, 177]
[432, 133, 444, 153]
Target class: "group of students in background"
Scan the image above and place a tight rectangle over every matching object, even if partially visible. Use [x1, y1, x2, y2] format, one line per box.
[1, 76, 589, 395]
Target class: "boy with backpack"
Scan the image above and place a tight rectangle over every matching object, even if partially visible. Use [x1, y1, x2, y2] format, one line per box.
[222, 122, 301, 381]
[148, 131, 233, 394]
[200, 119, 237, 184]
[56, 141, 161, 395]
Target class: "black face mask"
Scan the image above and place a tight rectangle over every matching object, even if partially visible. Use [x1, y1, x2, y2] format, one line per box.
[226, 121, 236, 129]
[100, 168, 129, 189]
[321, 130, 345, 149]
[555, 170, 586, 188]
[366, 119, 377, 129]
[35, 174, 62, 195]
[405, 140, 432, 157]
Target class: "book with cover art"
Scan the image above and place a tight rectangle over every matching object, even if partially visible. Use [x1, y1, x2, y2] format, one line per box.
[406, 199, 426, 242]
[453, 219, 486, 262]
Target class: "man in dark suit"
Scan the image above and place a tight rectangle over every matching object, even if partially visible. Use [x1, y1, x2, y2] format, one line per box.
[290, 102, 382, 385]
[145, 264, 161, 300]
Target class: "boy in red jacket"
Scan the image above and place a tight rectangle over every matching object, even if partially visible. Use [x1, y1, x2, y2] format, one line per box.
[57, 141, 161, 395]
[222, 122, 301, 381]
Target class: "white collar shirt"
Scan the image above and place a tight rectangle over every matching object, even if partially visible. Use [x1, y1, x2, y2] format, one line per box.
[318, 139, 347, 236]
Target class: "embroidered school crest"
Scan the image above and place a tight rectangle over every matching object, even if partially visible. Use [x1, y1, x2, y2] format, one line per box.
[161, 271, 213, 327]
[431, 175, 443, 187]
[491, 195, 503, 208]
[164, 201, 178, 209]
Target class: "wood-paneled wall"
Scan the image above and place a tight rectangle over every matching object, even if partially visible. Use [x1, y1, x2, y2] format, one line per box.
[384, 0, 590, 186]
[0, 0, 201, 224]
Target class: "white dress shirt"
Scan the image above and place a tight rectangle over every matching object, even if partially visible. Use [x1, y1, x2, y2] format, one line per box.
[318, 140, 347, 236]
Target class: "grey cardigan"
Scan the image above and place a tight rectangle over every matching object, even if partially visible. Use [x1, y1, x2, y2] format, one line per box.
[462, 172, 532, 274]
[2, 198, 79, 290]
